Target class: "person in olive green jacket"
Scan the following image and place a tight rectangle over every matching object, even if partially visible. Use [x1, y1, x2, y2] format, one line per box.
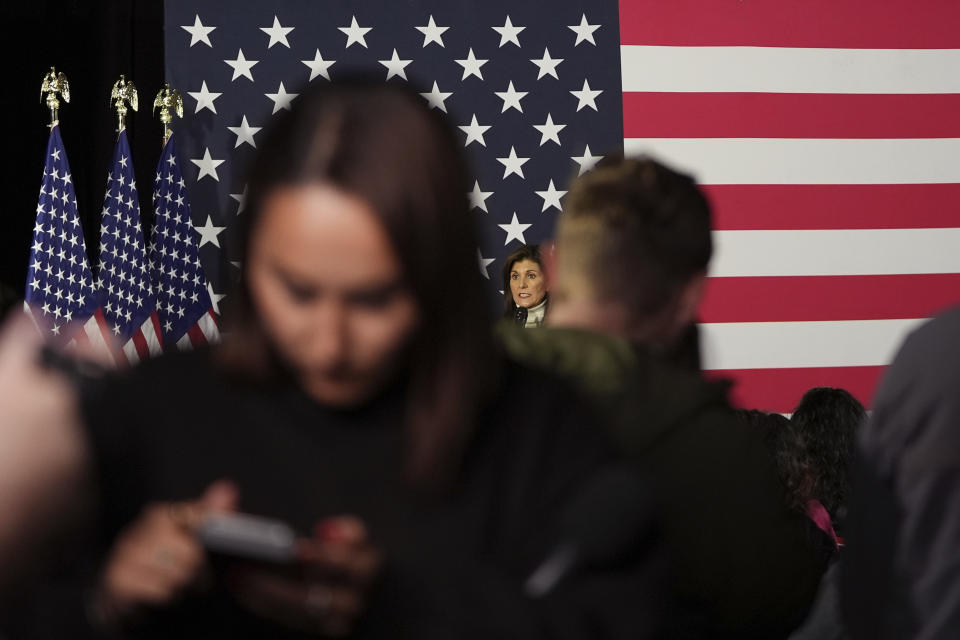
[497, 155, 823, 639]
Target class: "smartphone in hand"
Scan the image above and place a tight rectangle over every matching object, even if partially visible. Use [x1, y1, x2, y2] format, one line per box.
[197, 513, 298, 564]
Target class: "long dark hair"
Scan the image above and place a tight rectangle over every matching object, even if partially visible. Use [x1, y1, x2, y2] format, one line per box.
[501, 244, 548, 318]
[786, 387, 866, 519]
[219, 76, 495, 487]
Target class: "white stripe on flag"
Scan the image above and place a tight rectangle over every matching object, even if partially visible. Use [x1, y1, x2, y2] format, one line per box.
[140, 315, 163, 357]
[176, 333, 193, 351]
[122, 340, 141, 365]
[623, 138, 960, 184]
[198, 310, 220, 343]
[710, 228, 960, 277]
[81, 314, 116, 365]
[700, 318, 926, 370]
[620, 46, 960, 94]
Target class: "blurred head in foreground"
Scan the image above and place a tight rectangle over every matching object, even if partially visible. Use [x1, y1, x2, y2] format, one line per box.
[222, 77, 493, 483]
[549, 155, 712, 352]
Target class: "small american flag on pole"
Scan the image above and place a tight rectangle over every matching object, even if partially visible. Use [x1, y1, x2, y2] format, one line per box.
[96, 129, 163, 364]
[24, 125, 114, 357]
[149, 134, 221, 350]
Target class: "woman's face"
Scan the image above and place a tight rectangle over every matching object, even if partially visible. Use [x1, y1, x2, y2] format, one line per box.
[509, 259, 547, 308]
[247, 184, 420, 407]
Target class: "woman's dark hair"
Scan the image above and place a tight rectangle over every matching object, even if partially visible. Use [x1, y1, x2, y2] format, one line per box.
[784, 387, 866, 520]
[501, 244, 547, 318]
[219, 76, 495, 487]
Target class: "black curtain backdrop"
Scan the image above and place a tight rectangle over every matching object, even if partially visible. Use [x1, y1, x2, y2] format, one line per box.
[1, 1, 163, 305]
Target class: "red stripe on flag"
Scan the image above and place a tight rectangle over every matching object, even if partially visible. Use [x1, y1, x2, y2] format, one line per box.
[623, 93, 960, 139]
[619, 0, 960, 48]
[703, 184, 960, 231]
[93, 308, 113, 340]
[131, 329, 149, 361]
[187, 323, 207, 348]
[705, 365, 885, 413]
[701, 274, 960, 323]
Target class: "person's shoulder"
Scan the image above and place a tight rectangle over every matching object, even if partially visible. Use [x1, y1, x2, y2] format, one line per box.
[494, 324, 736, 450]
[495, 323, 639, 398]
[485, 345, 615, 450]
[119, 346, 218, 388]
[866, 306, 960, 457]
[609, 345, 734, 451]
[81, 347, 220, 414]
[916, 305, 960, 338]
[78, 349, 219, 471]
[634, 350, 729, 411]
[479, 351, 622, 496]
[871, 306, 960, 416]
[495, 344, 594, 408]
[893, 306, 960, 371]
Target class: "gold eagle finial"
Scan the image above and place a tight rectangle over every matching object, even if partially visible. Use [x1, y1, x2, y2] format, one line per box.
[40, 67, 70, 127]
[153, 83, 184, 147]
[111, 75, 139, 133]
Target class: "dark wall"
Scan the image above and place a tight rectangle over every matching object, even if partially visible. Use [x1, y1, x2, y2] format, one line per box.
[0, 1, 163, 303]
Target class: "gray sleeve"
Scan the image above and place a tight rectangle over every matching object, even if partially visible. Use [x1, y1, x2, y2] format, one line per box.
[896, 387, 960, 638]
[853, 308, 960, 640]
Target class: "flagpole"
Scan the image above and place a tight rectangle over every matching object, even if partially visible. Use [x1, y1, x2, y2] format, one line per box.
[40, 66, 70, 128]
[153, 83, 183, 148]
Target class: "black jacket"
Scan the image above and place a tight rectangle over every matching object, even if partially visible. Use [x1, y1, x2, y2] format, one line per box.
[5, 348, 665, 640]
[498, 325, 823, 639]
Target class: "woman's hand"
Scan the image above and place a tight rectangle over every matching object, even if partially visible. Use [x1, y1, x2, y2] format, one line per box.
[228, 516, 382, 637]
[92, 480, 239, 628]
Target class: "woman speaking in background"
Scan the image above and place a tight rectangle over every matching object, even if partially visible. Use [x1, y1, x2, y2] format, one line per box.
[0, 78, 662, 639]
[502, 244, 549, 328]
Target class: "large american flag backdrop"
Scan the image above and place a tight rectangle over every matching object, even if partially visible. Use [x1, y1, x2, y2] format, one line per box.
[164, 0, 960, 414]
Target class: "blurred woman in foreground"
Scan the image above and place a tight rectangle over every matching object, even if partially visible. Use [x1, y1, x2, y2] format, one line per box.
[0, 78, 661, 638]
